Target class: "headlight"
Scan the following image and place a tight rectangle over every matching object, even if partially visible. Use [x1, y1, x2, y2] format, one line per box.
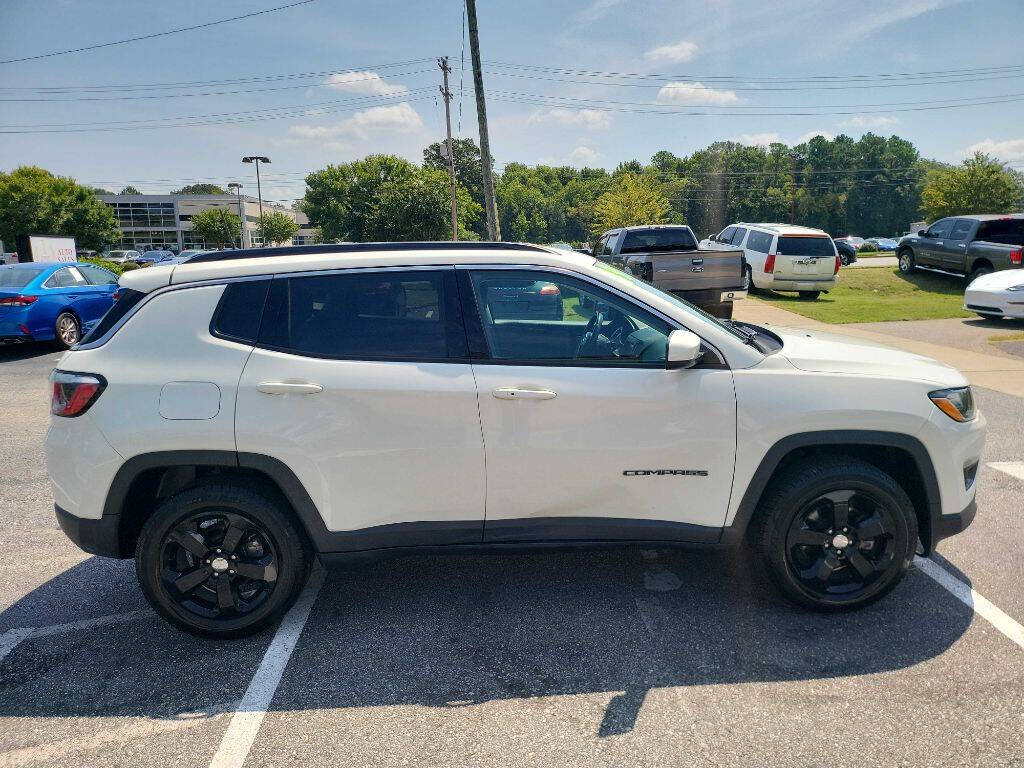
[929, 386, 976, 422]
[1007, 284, 1024, 292]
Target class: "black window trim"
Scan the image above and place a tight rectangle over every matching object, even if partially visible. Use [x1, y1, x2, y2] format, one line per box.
[455, 263, 727, 370]
[251, 265, 468, 364]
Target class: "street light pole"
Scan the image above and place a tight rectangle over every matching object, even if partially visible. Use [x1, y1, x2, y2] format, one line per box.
[227, 182, 244, 248]
[242, 156, 270, 246]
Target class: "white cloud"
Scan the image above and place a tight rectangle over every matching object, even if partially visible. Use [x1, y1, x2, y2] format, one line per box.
[289, 102, 423, 143]
[797, 130, 835, 143]
[644, 41, 698, 63]
[567, 146, 600, 167]
[528, 108, 611, 130]
[575, 0, 623, 23]
[840, 115, 900, 129]
[323, 71, 408, 96]
[732, 133, 782, 147]
[656, 82, 739, 106]
[961, 137, 1024, 163]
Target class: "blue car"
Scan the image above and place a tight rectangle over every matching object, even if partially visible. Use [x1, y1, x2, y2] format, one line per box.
[867, 237, 899, 251]
[0, 262, 119, 349]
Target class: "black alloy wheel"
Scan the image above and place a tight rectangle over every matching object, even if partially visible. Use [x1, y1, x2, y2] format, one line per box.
[785, 489, 898, 601]
[160, 510, 280, 621]
[136, 483, 310, 637]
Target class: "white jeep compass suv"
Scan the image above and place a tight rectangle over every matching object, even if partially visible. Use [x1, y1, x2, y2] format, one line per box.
[45, 243, 985, 637]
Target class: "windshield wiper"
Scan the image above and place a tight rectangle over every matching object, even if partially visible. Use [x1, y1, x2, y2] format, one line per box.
[729, 321, 769, 352]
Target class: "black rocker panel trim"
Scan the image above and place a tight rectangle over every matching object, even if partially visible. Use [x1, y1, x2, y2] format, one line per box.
[720, 430, 944, 551]
[483, 517, 721, 545]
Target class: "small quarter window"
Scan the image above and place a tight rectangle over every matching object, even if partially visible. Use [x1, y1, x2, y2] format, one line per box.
[211, 280, 271, 344]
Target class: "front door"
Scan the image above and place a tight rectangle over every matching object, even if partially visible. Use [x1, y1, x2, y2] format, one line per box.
[235, 268, 486, 549]
[917, 218, 954, 267]
[461, 267, 737, 544]
[935, 218, 974, 271]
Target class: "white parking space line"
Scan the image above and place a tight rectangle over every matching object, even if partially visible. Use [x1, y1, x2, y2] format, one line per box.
[209, 566, 326, 768]
[0, 610, 150, 666]
[988, 461, 1024, 482]
[915, 556, 1024, 652]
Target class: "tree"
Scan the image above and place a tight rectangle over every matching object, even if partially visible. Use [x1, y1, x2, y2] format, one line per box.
[303, 155, 480, 242]
[171, 183, 226, 195]
[189, 208, 240, 248]
[0, 166, 119, 250]
[591, 173, 669, 234]
[119, 185, 140, 195]
[90, 187, 113, 195]
[921, 152, 1023, 222]
[257, 210, 299, 246]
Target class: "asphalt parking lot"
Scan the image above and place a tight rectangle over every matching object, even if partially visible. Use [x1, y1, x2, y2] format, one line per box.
[1, 341, 1023, 768]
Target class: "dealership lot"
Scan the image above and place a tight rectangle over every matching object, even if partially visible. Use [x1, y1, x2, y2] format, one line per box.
[2, 340, 1023, 767]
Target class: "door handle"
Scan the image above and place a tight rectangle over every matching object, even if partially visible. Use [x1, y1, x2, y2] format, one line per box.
[934, 241, 943, 246]
[492, 387, 557, 400]
[958, 243, 966, 248]
[257, 381, 323, 395]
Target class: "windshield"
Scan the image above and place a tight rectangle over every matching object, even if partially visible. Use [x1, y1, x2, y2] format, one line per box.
[593, 260, 753, 343]
[0, 266, 45, 288]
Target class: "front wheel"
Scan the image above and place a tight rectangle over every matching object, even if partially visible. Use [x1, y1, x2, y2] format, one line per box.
[135, 483, 312, 638]
[897, 249, 915, 274]
[756, 457, 917, 611]
[53, 311, 81, 349]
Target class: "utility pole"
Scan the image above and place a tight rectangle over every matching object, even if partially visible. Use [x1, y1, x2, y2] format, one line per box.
[438, 56, 459, 241]
[242, 156, 270, 245]
[227, 182, 245, 248]
[465, 0, 500, 240]
[790, 154, 796, 224]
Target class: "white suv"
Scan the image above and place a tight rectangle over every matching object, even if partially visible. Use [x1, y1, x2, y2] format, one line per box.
[45, 243, 984, 637]
[701, 223, 840, 299]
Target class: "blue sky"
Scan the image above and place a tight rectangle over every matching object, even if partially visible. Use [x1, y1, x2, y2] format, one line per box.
[3, 0, 1023, 203]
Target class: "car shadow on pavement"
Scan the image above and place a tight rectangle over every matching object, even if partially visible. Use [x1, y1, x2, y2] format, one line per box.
[0, 342, 59, 364]
[0, 547, 974, 736]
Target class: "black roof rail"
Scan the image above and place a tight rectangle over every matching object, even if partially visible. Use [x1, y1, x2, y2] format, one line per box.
[187, 241, 552, 264]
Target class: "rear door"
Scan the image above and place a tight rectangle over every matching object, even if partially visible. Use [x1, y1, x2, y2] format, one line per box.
[234, 267, 486, 548]
[773, 235, 836, 281]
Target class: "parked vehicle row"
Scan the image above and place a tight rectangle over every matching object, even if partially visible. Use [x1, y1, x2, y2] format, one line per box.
[702, 223, 840, 300]
[45, 242, 984, 638]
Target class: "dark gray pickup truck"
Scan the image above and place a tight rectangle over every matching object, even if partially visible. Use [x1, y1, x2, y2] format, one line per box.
[897, 214, 1024, 279]
[593, 225, 746, 318]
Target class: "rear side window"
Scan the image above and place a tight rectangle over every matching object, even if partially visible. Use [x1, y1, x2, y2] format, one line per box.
[948, 219, 974, 241]
[211, 280, 271, 344]
[776, 237, 834, 257]
[621, 228, 697, 253]
[259, 271, 452, 360]
[976, 218, 1024, 246]
[746, 230, 774, 252]
[80, 288, 146, 344]
[46, 267, 88, 288]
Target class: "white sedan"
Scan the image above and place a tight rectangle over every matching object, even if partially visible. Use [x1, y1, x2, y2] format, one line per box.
[964, 269, 1024, 319]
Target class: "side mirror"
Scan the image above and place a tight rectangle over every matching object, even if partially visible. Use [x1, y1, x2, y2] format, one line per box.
[667, 329, 702, 369]
[918, 229, 927, 237]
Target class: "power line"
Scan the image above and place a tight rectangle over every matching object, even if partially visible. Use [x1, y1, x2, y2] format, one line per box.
[0, 0, 321, 65]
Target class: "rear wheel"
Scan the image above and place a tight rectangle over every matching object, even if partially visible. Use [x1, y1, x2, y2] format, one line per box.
[53, 311, 80, 349]
[897, 249, 915, 274]
[742, 265, 752, 291]
[756, 457, 917, 611]
[969, 264, 993, 282]
[798, 291, 821, 300]
[135, 483, 312, 638]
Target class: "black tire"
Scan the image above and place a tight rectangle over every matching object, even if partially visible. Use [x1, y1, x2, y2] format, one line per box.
[755, 457, 917, 611]
[53, 311, 81, 349]
[798, 290, 821, 300]
[969, 264, 993, 282]
[705, 301, 734, 320]
[135, 482, 312, 638]
[742, 265, 752, 291]
[897, 249, 915, 274]
[975, 312, 1003, 321]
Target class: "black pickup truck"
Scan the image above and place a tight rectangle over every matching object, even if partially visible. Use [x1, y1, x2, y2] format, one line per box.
[593, 225, 746, 318]
[897, 214, 1024, 279]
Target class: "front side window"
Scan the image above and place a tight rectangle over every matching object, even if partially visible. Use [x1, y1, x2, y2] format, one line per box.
[79, 265, 118, 285]
[927, 218, 954, 239]
[468, 269, 670, 365]
[718, 226, 736, 244]
[259, 270, 450, 360]
[731, 227, 748, 245]
[746, 230, 774, 252]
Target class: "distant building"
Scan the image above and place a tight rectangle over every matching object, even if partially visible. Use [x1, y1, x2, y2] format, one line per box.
[97, 193, 316, 251]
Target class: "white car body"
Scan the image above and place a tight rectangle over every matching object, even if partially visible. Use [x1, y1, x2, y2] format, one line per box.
[964, 269, 1024, 319]
[703, 223, 839, 294]
[42, 243, 984, 632]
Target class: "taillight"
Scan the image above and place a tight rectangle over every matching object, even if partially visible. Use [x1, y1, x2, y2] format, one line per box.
[834, 254, 841, 275]
[538, 283, 560, 296]
[50, 370, 106, 417]
[764, 253, 776, 273]
[0, 295, 38, 307]
[1011, 249, 1022, 266]
[112, 290, 122, 301]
